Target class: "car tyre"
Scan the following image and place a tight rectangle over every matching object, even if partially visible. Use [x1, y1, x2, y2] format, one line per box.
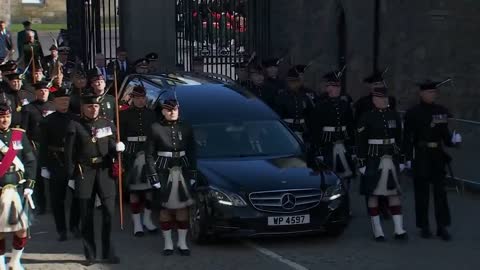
[189, 200, 211, 244]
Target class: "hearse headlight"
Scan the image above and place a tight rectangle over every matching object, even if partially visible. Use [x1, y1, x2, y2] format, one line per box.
[321, 183, 345, 202]
[208, 186, 248, 207]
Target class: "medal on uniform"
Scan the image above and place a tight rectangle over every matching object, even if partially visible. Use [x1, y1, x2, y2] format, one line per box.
[107, 102, 111, 109]
[178, 131, 183, 140]
[91, 127, 97, 142]
[16, 106, 21, 112]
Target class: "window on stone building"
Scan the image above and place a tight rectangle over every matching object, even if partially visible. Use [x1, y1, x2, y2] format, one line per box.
[22, 0, 44, 4]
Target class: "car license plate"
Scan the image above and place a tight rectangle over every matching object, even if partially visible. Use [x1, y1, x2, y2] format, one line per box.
[267, 214, 310, 226]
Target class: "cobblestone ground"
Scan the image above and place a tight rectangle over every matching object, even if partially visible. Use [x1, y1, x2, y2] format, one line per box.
[9, 177, 480, 270]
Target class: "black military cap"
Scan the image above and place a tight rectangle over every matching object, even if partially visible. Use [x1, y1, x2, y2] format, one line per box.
[262, 58, 279, 68]
[49, 44, 58, 51]
[372, 87, 388, 97]
[58, 44, 71, 54]
[5, 73, 21, 81]
[131, 85, 146, 97]
[295, 65, 308, 74]
[134, 58, 149, 67]
[73, 69, 87, 79]
[52, 88, 71, 98]
[0, 103, 11, 116]
[249, 64, 263, 74]
[145, 52, 158, 61]
[323, 72, 341, 85]
[81, 94, 103, 104]
[417, 80, 443, 91]
[0, 61, 18, 73]
[33, 81, 50, 90]
[87, 69, 105, 82]
[22, 21, 32, 27]
[286, 67, 301, 80]
[363, 71, 384, 84]
[161, 99, 179, 110]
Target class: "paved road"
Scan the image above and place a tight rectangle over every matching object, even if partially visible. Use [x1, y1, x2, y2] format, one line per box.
[13, 178, 480, 270]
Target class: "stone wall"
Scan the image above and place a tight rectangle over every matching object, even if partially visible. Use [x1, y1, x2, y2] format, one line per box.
[0, 0, 12, 24]
[270, 0, 480, 120]
[10, 0, 66, 24]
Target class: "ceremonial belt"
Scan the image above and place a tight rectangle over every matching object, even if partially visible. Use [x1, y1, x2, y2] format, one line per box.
[417, 141, 440, 148]
[157, 151, 186, 158]
[127, 136, 147, 142]
[368, 138, 396, 145]
[81, 156, 104, 165]
[48, 146, 65, 152]
[283, 118, 305, 124]
[0, 130, 25, 177]
[323, 126, 346, 132]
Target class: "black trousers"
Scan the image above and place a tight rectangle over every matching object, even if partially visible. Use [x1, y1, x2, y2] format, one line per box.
[413, 177, 451, 229]
[49, 166, 80, 234]
[33, 166, 46, 211]
[78, 183, 116, 260]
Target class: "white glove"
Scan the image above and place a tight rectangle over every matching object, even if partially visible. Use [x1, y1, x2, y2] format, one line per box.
[116, 142, 125, 152]
[451, 131, 462, 144]
[95, 195, 102, 208]
[406, 160, 412, 169]
[359, 166, 366, 175]
[399, 163, 405, 172]
[68, 179, 75, 190]
[24, 188, 33, 197]
[190, 179, 196, 186]
[40, 167, 51, 179]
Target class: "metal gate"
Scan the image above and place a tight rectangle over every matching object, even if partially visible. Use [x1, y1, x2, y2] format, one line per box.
[175, 0, 270, 78]
[67, 0, 120, 69]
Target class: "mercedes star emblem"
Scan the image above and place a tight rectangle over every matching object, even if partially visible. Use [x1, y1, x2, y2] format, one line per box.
[281, 193, 296, 210]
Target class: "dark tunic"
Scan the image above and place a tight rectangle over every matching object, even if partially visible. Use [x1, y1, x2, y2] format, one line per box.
[275, 89, 314, 140]
[356, 108, 403, 195]
[21, 100, 56, 145]
[311, 96, 355, 174]
[65, 117, 117, 199]
[119, 106, 156, 188]
[0, 88, 33, 128]
[99, 94, 116, 122]
[145, 119, 196, 206]
[246, 83, 276, 109]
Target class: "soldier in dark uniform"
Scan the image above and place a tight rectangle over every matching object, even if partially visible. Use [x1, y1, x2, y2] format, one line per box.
[311, 72, 355, 179]
[20, 30, 43, 72]
[0, 61, 19, 90]
[21, 81, 56, 214]
[145, 95, 197, 256]
[356, 87, 407, 241]
[275, 67, 314, 142]
[133, 58, 151, 74]
[69, 70, 88, 116]
[354, 71, 396, 124]
[42, 44, 59, 80]
[119, 86, 158, 237]
[64, 94, 125, 264]
[1, 73, 34, 129]
[246, 65, 276, 109]
[403, 80, 460, 241]
[86, 71, 116, 122]
[145, 52, 159, 73]
[292, 64, 318, 105]
[0, 103, 36, 270]
[39, 87, 81, 241]
[262, 58, 284, 94]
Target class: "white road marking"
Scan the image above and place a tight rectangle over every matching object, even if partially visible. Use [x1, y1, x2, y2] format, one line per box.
[244, 241, 310, 270]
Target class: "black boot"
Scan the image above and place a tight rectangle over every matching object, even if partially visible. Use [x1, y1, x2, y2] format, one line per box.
[437, 227, 451, 241]
[420, 227, 432, 239]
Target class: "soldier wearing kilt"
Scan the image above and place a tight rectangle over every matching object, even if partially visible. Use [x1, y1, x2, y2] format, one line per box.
[119, 86, 158, 237]
[356, 87, 407, 241]
[0, 103, 36, 270]
[311, 72, 355, 180]
[145, 95, 197, 256]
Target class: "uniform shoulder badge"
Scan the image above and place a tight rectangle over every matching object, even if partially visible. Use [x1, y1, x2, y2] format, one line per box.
[11, 128, 26, 133]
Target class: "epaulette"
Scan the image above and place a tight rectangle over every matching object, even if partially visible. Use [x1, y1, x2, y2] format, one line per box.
[11, 128, 26, 133]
